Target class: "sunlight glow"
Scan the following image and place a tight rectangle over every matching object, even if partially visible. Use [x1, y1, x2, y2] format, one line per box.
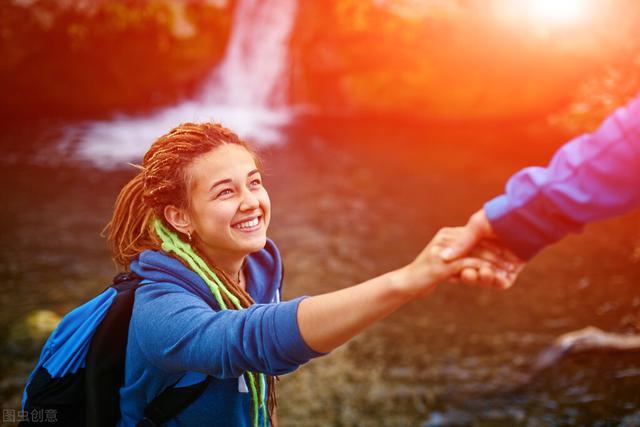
[526, 0, 590, 26]
[492, 0, 596, 37]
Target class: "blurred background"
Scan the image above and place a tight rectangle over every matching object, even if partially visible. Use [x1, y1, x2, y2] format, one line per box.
[1, 0, 640, 425]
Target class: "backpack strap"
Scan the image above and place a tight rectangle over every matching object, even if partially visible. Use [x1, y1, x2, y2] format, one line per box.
[86, 273, 211, 427]
[137, 376, 212, 427]
[86, 273, 144, 427]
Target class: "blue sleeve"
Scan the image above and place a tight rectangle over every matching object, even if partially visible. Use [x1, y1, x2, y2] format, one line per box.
[131, 283, 325, 378]
[484, 94, 640, 260]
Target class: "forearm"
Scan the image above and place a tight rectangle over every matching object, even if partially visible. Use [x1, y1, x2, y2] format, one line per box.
[297, 227, 494, 352]
[297, 268, 413, 353]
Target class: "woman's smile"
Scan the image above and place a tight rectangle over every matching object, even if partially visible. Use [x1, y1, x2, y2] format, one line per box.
[232, 215, 263, 232]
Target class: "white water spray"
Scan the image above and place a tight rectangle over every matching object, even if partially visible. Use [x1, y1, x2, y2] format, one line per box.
[68, 0, 298, 167]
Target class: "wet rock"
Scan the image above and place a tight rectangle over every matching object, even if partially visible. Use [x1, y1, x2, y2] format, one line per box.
[422, 409, 473, 426]
[7, 310, 61, 357]
[620, 411, 640, 426]
[387, 366, 413, 379]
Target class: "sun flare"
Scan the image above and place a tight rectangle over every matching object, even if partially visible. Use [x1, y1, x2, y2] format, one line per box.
[527, 0, 591, 26]
[493, 0, 595, 32]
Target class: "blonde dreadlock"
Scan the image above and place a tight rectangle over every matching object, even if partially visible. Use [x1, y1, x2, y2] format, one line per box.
[103, 123, 275, 427]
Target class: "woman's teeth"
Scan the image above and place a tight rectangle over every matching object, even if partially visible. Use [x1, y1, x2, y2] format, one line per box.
[234, 218, 259, 229]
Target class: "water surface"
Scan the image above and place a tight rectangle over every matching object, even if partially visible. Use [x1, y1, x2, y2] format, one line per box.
[1, 115, 639, 426]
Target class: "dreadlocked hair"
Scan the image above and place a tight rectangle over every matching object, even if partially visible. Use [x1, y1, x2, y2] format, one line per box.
[103, 122, 275, 427]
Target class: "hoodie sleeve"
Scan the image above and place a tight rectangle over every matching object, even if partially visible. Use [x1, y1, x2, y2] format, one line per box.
[130, 283, 325, 378]
[484, 94, 640, 260]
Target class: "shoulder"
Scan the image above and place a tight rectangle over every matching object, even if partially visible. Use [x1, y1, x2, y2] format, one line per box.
[131, 250, 219, 306]
[132, 282, 209, 319]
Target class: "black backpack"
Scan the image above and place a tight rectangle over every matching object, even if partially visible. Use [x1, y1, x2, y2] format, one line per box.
[21, 272, 210, 426]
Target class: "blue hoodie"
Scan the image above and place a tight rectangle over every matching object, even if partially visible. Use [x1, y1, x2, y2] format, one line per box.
[117, 240, 324, 426]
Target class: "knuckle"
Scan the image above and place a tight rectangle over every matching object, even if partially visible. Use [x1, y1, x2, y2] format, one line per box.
[438, 227, 452, 236]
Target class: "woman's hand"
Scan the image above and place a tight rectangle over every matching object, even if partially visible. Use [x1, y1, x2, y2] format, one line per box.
[440, 209, 525, 289]
[457, 239, 523, 289]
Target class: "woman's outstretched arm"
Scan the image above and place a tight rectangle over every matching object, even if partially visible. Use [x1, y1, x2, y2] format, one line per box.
[132, 228, 505, 376]
[297, 227, 504, 353]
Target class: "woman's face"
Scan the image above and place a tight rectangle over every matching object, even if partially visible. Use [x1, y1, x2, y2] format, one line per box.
[186, 144, 271, 261]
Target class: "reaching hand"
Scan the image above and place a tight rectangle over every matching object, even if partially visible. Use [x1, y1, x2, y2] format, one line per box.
[440, 209, 525, 289]
[402, 227, 511, 298]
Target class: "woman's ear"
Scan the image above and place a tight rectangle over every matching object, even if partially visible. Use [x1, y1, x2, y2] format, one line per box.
[164, 205, 192, 235]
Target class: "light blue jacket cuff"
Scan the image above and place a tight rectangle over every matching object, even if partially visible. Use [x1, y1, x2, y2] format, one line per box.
[484, 195, 545, 261]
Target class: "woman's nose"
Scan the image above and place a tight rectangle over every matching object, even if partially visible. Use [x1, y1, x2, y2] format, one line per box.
[239, 188, 260, 211]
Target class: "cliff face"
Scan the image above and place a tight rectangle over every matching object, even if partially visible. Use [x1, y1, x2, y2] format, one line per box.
[0, 0, 234, 119]
[2, 0, 637, 123]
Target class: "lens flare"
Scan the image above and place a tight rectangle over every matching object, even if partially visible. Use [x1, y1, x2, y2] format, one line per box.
[527, 0, 591, 26]
[493, 0, 595, 34]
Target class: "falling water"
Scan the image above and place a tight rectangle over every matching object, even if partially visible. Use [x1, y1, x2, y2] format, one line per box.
[206, 0, 296, 108]
[66, 0, 298, 167]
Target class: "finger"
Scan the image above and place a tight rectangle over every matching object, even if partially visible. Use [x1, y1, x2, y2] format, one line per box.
[476, 239, 505, 258]
[469, 246, 501, 265]
[440, 229, 481, 261]
[447, 254, 504, 281]
[475, 240, 520, 272]
[493, 270, 516, 290]
[441, 209, 493, 261]
[501, 248, 525, 265]
[482, 241, 525, 267]
[432, 227, 465, 247]
[478, 266, 495, 286]
[460, 267, 479, 285]
[448, 274, 463, 284]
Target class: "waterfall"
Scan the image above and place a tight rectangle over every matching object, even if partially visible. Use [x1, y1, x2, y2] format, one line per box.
[206, 0, 297, 108]
[67, 0, 298, 167]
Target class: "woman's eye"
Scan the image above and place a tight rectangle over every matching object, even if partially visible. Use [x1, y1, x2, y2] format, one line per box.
[217, 189, 233, 197]
[250, 179, 262, 186]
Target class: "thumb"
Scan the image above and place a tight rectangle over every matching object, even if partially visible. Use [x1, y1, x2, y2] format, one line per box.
[441, 209, 490, 261]
[440, 227, 480, 261]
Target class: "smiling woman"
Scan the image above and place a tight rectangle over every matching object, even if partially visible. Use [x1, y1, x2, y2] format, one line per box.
[164, 144, 272, 285]
[22, 122, 511, 427]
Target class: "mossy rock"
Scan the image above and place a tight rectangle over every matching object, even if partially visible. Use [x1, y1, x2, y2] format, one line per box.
[7, 310, 62, 357]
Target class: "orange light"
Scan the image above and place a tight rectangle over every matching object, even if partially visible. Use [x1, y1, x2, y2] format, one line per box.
[527, 0, 591, 26]
[492, 0, 596, 34]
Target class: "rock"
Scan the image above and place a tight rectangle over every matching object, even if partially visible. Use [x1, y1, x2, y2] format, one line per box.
[422, 409, 473, 426]
[620, 411, 640, 426]
[7, 310, 62, 357]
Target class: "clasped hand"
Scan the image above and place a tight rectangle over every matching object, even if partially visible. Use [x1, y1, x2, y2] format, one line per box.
[440, 209, 525, 289]
[404, 209, 525, 296]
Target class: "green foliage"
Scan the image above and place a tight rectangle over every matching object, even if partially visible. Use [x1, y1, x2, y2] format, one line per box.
[290, 0, 640, 121]
[0, 0, 233, 119]
[548, 0, 640, 133]
[4, 0, 639, 123]
[550, 59, 640, 134]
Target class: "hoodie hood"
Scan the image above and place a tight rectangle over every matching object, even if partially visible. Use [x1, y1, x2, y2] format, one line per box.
[130, 239, 283, 309]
